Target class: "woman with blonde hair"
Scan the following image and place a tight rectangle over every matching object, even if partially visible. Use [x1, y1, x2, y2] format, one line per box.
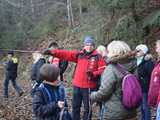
[90, 40, 137, 120]
[96, 45, 107, 120]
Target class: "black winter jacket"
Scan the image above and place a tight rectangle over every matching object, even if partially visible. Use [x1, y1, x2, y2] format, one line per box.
[5, 57, 18, 78]
[31, 58, 46, 82]
[59, 60, 68, 81]
[137, 58, 154, 93]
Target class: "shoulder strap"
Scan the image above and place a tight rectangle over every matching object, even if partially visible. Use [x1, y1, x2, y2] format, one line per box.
[115, 64, 128, 76]
[89, 54, 99, 60]
[76, 50, 99, 60]
[39, 84, 53, 103]
[58, 84, 65, 100]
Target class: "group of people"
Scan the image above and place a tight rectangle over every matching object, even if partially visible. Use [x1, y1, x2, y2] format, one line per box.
[3, 35, 160, 120]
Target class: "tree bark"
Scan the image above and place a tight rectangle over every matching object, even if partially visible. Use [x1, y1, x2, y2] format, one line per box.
[66, 0, 74, 26]
[69, 0, 74, 26]
[30, 0, 35, 17]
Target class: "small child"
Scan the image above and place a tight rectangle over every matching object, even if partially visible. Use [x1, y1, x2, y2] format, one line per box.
[32, 64, 66, 120]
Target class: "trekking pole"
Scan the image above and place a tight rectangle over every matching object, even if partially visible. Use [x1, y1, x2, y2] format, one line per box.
[0, 48, 37, 53]
[88, 88, 92, 120]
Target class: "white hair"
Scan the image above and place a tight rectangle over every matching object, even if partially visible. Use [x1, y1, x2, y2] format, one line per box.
[107, 40, 131, 58]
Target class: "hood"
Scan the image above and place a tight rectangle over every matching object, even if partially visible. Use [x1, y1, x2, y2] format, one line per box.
[144, 54, 153, 61]
[105, 51, 137, 72]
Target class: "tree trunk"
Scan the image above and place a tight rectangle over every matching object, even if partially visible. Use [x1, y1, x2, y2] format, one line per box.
[30, 0, 35, 17]
[79, 1, 82, 16]
[66, 0, 71, 26]
[69, 0, 74, 26]
[66, 0, 74, 26]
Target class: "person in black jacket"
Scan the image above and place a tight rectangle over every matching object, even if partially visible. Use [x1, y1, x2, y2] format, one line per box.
[135, 44, 155, 120]
[31, 51, 46, 96]
[32, 64, 66, 120]
[47, 42, 68, 82]
[3, 51, 23, 98]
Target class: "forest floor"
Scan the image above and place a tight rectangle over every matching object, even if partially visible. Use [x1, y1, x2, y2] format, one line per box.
[0, 78, 102, 120]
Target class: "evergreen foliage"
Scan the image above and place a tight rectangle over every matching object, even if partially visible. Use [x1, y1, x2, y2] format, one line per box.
[0, 0, 159, 49]
[143, 10, 160, 27]
[112, 15, 143, 46]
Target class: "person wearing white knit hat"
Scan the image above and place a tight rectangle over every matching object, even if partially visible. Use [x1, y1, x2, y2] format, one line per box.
[136, 44, 148, 55]
[135, 44, 154, 120]
[136, 44, 149, 66]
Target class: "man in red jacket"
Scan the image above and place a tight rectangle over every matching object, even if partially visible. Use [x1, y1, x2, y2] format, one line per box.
[43, 36, 106, 120]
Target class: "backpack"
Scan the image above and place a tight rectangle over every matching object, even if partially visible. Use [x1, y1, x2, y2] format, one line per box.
[148, 63, 160, 107]
[116, 64, 142, 109]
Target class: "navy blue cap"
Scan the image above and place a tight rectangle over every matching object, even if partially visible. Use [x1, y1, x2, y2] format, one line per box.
[8, 51, 14, 55]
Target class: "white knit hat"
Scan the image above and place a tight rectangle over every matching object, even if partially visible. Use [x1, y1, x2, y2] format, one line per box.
[136, 44, 148, 54]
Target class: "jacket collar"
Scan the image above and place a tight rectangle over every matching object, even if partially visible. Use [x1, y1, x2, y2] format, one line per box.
[79, 49, 98, 57]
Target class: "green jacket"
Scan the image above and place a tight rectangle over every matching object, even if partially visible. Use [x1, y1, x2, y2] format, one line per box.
[90, 54, 137, 120]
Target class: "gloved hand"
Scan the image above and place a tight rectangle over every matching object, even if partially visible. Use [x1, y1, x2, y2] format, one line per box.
[87, 71, 94, 80]
[43, 49, 51, 55]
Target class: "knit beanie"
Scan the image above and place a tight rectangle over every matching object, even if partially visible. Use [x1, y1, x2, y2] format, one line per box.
[83, 36, 94, 46]
[39, 64, 60, 82]
[8, 51, 14, 55]
[136, 44, 148, 54]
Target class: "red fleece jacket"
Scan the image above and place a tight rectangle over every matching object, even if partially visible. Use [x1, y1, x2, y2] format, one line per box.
[49, 49, 106, 88]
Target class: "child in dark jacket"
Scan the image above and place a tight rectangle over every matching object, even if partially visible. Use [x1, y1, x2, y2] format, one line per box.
[32, 64, 66, 120]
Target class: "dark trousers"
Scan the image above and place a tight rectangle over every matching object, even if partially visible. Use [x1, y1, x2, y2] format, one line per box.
[156, 103, 160, 120]
[72, 86, 94, 120]
[3, 76, 22, 97]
